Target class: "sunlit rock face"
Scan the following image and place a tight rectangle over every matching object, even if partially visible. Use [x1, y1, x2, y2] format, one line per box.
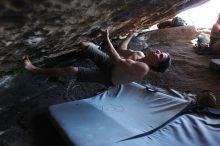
[0, 0, 208, 73]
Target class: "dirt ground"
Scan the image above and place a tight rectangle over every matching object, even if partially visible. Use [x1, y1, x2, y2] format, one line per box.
[0, 25, 220, 146]
[142, 26, 220, 106]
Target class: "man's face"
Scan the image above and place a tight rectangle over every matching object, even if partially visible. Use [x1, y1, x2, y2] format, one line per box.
[148, 50, 169, 66]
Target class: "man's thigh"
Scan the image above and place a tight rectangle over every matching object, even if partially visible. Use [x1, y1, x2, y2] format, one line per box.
[85, 45, 110, 70]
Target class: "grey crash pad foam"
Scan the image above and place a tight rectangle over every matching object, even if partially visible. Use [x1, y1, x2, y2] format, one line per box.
[48, 82, 191, 146]
[210, 59, 220, 72]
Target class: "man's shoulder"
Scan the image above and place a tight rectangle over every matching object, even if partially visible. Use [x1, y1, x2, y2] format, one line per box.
[134, 61, 150, 75]
[142, 64, 150, 75]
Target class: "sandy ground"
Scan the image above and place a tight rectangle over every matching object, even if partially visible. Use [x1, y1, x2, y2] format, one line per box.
[0, 25, 220, 146]
[141, 26, 220, 106]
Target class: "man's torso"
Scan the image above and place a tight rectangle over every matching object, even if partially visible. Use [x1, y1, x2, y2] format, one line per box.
[117, 50, 145, 60]
[111, 50, 148, 85]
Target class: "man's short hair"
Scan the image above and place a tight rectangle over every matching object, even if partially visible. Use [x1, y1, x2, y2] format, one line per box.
[152, 55, 171, 73]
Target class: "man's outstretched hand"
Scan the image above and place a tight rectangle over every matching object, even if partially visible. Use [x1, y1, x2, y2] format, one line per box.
[100, 27, 110, 40]
[128, 28, 142, 37]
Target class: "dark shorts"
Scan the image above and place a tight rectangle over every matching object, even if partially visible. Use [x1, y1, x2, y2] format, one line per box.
[77, 45, 114, 86]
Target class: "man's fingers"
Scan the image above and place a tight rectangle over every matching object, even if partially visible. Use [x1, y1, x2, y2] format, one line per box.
[106, 29, 109, 36]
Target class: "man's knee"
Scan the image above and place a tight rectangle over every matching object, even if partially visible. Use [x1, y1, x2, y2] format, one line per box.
[64, 66, 78, 75]
[80, 42, 99, 51]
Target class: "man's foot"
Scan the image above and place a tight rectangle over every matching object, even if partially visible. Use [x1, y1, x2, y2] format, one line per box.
[23, 55, 37, 72]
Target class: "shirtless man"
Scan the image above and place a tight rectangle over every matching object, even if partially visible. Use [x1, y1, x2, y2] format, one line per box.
[24, 29, 171, 86]
[209, 14, 220, 54]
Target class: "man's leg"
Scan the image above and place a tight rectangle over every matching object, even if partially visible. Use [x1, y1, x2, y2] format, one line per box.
[77, 67, 112, 85]
[23, 56, 78, 77]
[80, 42, 111, 71]
[24, 56, 112, 85]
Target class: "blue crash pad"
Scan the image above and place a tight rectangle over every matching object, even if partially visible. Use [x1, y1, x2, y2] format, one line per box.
[210, 59, 220, 72]
[48, 82, 192, 146]
[142, 112, 220, 146]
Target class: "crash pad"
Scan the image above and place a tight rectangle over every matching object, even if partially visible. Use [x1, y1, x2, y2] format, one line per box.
[210, 59, 220, 72]
[48, 82, 191, 146]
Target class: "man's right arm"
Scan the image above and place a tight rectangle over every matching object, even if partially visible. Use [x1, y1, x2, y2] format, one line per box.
[104, 29, 121, 63]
